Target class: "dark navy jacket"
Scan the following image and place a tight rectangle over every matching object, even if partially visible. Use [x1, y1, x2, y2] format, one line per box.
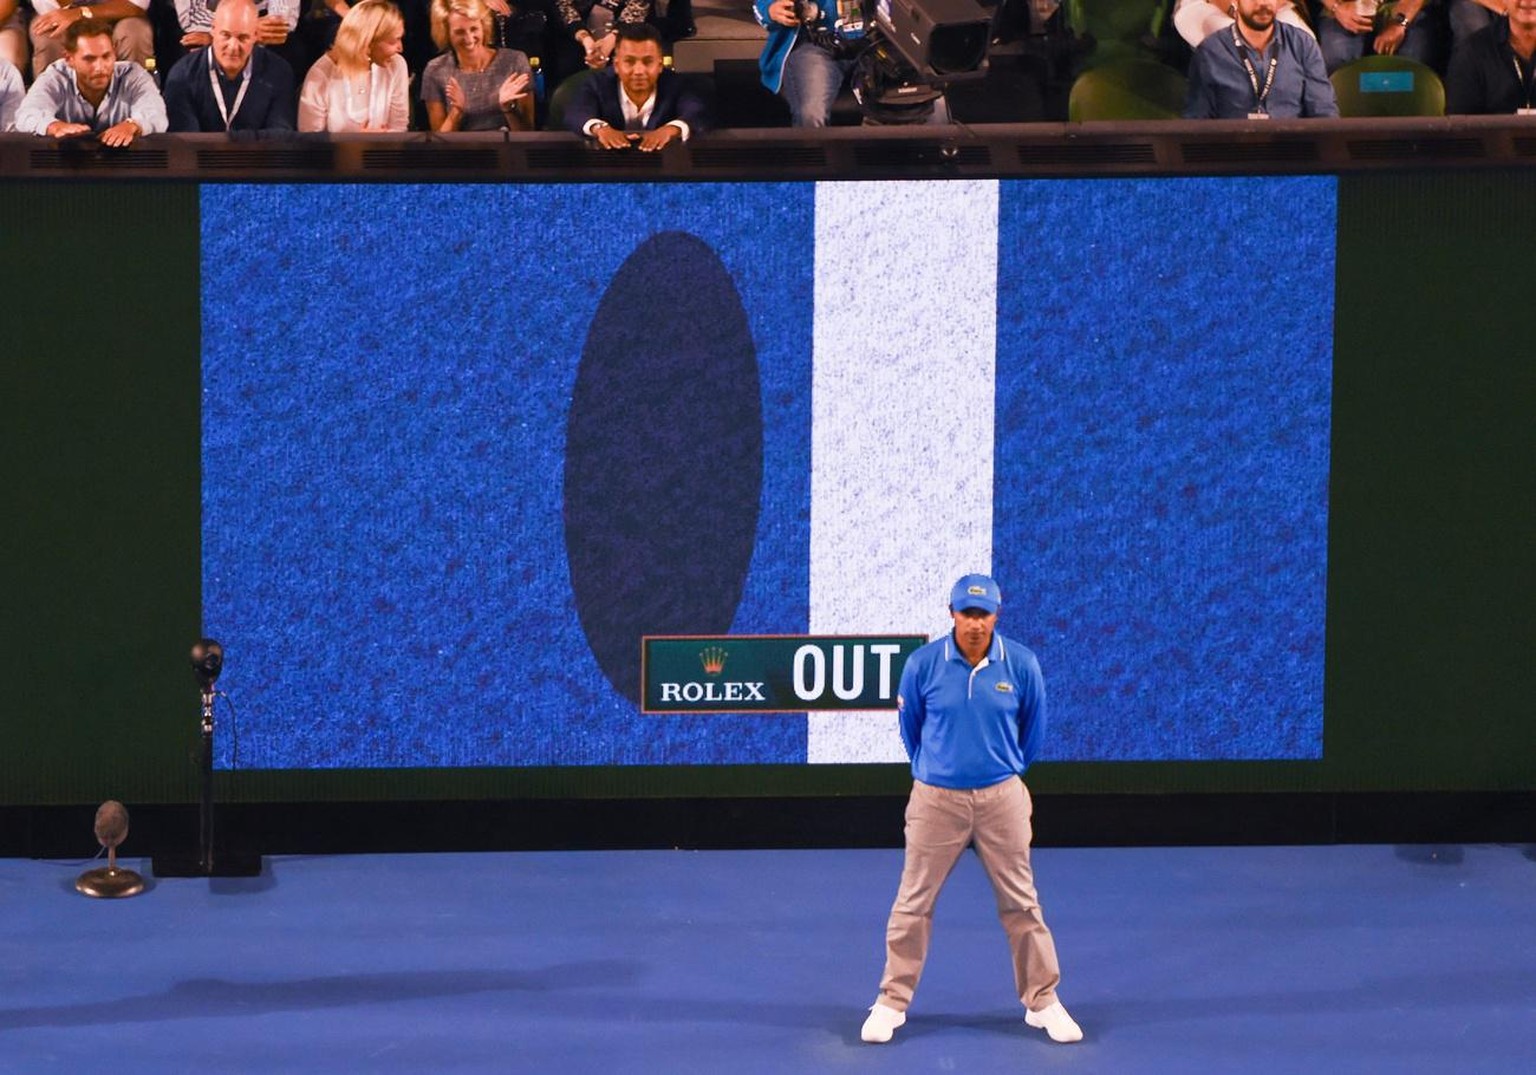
[562, 67, 709, 136]
[164, 47, 297, 134]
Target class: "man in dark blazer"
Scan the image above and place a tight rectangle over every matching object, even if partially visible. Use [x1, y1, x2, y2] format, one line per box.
[163, 0, 296, 134]
[563, 21, 708, 151]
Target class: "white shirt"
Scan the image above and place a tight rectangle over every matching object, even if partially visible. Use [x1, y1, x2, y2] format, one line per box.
[581, 88, 690, 140]
[298, 53, 410, 133]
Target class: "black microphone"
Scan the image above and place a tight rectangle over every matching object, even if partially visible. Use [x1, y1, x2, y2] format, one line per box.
[191, 638, 224, 693]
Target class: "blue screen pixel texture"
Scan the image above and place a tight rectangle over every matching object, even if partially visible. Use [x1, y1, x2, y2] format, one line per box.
[202, 183, 813, 768]
[995, 176, 1333, 760]
[203, 177, 1333, 769]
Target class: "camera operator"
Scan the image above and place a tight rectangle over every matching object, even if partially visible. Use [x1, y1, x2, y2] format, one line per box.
[754, 0, 867, 126]
[756, 0, 951, 125]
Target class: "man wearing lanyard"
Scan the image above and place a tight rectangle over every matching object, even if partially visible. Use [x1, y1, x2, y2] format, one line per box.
[173, 0, 305, 80]
[860, 575, 1084, 1047]
[1446, 0, 1536, 113]
[163, 0, 296, 133]
[1184, 0, 1338, 118]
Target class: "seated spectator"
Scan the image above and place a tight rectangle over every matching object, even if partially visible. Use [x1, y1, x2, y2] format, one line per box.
[298, 0, 410, 130]
[1173, 0, 1314, 47]
[164, 0, 297, 131]
[1185, 0, 1339, 115]
[562, 20, 705, 148]
[553, 0, 653, 81]
[420, 0, 534, 130]
[1, 0, 29, 76]
[1446, 0, 1536, 112]
[14, 16, 167, 143]
[28, 0, 153, 79]
[0, 56, 20, 130]
[303, 0, 438, 77]
[174, 0, 305, 76]
[1314, 0, 1435, 73]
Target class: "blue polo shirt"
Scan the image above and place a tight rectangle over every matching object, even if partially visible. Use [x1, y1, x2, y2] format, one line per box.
[897, 630, 1047, 789]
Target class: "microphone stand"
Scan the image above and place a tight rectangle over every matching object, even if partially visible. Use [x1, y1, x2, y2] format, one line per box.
[198, 686, 216, 872]
[152, 685, 263, 878]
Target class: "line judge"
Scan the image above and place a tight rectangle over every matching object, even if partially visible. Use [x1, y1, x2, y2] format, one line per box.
[861, 574, 1083, 1046]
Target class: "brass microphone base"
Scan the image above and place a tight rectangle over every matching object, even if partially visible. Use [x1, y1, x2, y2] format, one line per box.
[76, 865, 146, 899]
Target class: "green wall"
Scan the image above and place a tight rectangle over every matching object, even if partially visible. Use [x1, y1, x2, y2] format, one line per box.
[2, 175, 1531, 806]
[2, 183, 201, 804]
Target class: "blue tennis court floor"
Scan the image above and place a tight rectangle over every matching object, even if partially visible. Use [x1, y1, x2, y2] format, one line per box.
[4, 844, 1533, 1073]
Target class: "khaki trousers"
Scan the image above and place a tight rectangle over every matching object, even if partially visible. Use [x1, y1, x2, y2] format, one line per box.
[878, 777, 1062, 1012]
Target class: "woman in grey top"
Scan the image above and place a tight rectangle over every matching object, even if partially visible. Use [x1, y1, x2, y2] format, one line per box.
[421, 0, 534, 131]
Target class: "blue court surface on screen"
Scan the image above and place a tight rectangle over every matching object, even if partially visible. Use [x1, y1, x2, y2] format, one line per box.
[201, 178, 1334, 769]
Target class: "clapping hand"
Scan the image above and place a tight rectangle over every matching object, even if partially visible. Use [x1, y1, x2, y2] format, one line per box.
[497, 71, 531, 109]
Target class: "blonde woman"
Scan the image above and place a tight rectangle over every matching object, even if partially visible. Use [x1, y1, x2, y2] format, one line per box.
[298, 0, 410, 132]
[421, 0, 534, 131]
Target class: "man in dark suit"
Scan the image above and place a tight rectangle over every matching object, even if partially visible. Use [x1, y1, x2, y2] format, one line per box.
[163, 0, 296, 133]
[563, 21, 707, 150]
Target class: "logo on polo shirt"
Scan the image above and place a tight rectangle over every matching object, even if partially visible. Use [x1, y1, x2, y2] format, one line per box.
[995, 682, 1013, 693]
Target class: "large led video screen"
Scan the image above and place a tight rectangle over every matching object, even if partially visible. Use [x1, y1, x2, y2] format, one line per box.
[202, 176, 1334, 770]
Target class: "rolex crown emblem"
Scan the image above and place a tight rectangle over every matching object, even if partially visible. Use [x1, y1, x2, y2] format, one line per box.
[699, 646, 728, 676]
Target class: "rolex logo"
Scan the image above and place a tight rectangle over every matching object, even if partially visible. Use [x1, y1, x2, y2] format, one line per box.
[699, 646, 728, 676]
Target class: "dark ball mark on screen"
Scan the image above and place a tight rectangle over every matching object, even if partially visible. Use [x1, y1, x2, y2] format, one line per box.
[564, 232, 764, 705]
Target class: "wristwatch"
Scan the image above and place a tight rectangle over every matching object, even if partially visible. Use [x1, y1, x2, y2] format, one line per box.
[1394, 12, 1410, 25]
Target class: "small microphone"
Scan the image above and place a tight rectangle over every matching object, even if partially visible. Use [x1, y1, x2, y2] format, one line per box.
[77, 800, 144, 898]
[94, 800, 130, 850]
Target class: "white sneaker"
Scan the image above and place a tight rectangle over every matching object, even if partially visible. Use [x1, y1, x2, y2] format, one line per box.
[860, 1001, 906, 1043]
[1025, 1000, 1083, 1043]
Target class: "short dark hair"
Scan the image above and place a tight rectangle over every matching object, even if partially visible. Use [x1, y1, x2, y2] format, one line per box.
[613, 21, 663, 49]
[64, 16, 117, 53]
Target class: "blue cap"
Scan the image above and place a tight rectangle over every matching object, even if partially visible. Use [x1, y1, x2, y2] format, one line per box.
[950, 574, 1001, 614]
